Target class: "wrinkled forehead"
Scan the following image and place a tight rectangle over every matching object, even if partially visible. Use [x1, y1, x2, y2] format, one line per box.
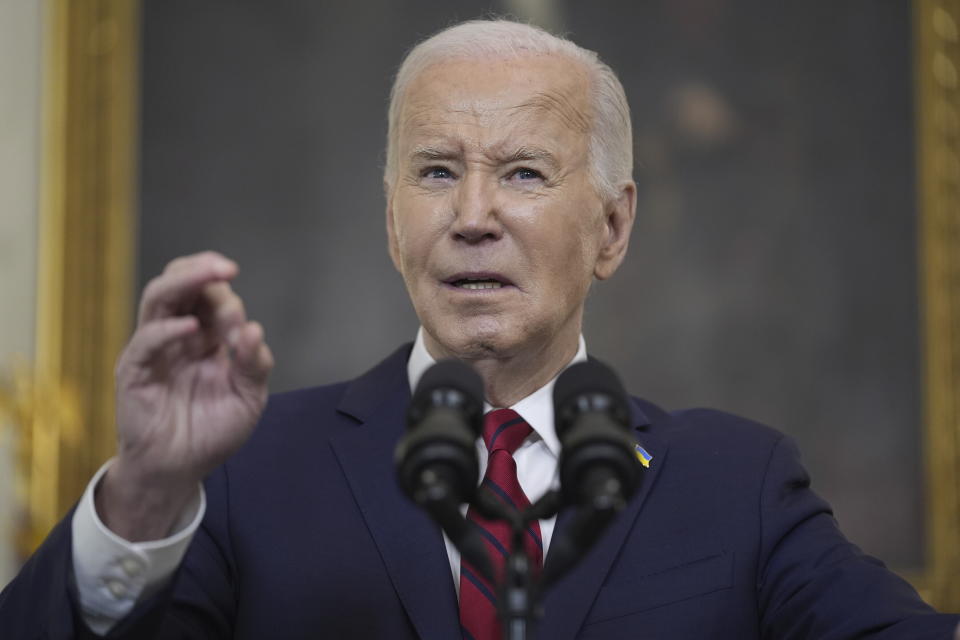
[397, 54, 593, 149]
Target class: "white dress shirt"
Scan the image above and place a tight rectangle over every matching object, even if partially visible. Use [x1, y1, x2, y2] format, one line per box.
[71, 330, 586, 635]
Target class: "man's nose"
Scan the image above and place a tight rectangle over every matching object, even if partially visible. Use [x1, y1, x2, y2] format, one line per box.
[450, 173, 503, 244]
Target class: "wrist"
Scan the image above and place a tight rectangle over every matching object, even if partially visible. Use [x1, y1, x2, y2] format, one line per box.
[94, 458, 200, 542]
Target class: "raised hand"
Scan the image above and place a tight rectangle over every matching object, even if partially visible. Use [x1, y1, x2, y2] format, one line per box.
[96, 252, 274, 541]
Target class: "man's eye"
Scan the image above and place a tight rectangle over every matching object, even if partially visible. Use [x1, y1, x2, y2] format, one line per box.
[423, 166, 454, 180]
[510, 168, 542, 181]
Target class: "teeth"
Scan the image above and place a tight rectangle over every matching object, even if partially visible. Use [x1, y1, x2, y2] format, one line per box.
[457, 280, 503, 290]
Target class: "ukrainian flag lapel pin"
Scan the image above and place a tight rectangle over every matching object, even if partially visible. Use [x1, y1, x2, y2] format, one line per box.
[635, 443, 652, 468]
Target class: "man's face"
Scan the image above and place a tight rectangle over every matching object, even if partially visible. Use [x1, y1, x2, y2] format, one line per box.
[386, 54, 634, 362]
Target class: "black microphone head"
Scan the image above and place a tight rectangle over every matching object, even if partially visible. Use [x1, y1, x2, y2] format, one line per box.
[396, 359, 484, 507]
[553, 360, 630, 438]
[553, 360, 642, 510]
[409, 359, 485, 433]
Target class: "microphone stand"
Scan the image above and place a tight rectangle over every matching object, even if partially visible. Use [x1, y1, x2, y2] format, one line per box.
[412, 470, 632, 640]
[471, 489, 564, 640]
[418, 480, 628, 640]
[409, 466, 631, 639]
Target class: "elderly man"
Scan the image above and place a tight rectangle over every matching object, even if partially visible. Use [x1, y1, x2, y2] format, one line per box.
[2, 19, 958, 640]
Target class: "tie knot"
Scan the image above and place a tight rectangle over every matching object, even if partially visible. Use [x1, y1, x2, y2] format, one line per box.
[482, 409, 532, 455]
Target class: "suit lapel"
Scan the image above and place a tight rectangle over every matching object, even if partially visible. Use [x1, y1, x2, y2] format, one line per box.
[538, 398, 670, 640]
[328, 346, 461, 639]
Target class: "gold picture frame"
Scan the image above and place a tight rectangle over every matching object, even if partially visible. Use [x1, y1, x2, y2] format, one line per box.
[2, 0, 957, 613]
[916, 0, 960, 611]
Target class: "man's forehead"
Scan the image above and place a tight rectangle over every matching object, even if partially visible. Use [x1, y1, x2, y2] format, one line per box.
[398, 55, 592, 143]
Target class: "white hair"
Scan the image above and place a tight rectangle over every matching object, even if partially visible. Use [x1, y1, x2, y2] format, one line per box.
[384, 19, 633, 201]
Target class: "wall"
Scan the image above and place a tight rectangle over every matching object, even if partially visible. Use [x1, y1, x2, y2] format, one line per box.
[137, 1, 922, 569]
[0, 0, 42, 585]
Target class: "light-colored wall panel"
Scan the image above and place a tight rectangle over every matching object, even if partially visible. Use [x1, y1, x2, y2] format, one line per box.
[0, 0, 42, 585]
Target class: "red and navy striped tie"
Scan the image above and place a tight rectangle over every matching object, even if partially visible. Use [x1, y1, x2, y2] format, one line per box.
[459, 409, 544, 640]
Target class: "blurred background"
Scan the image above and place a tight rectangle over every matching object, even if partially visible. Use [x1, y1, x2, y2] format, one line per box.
[138, 0, 921, 568]
[3, 0, 960, 608]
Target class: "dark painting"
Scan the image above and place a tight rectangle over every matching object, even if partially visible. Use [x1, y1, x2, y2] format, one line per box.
[138, 0, 921, 569]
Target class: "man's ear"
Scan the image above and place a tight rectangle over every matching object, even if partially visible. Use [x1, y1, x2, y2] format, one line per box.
[385, 184, 402, 272]
[594, 181, 637, 281]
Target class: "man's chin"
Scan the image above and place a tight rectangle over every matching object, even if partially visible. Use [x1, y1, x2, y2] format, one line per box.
[423, 322, 520, 361]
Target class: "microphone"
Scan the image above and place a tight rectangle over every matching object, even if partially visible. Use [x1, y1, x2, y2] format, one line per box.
[395, 359, 493, 580]
[543, 360, 645, 587]
[553, 360, 643, 512]
[396, 359, 484, 507]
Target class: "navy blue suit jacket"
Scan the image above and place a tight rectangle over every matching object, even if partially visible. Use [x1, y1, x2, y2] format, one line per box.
[2, 344, 958, 639]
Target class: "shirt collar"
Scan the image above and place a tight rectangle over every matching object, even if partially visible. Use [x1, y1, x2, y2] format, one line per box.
[407, 327, 588, 458]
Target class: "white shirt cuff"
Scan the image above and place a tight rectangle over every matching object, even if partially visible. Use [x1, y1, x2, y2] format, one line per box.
[71, 458, 205, 635]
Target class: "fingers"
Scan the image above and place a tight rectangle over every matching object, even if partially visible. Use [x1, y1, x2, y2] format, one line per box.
[231, 321, 274, 385]
[121, 315, 200, 367]
[196, 281, 248, 340]
[139, 252, 238, 324]
[129, 252, 273, 386]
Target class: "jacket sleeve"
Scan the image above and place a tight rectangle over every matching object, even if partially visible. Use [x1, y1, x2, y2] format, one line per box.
[0, 466, 238, 640]
[756, 435, 959, 639]
[0, 505, 93, 640]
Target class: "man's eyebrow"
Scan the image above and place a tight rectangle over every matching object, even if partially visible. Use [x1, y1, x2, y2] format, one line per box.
[502, 146, 560, 169]
[409, 146, 459, 162]
[409, 144, 560, 168]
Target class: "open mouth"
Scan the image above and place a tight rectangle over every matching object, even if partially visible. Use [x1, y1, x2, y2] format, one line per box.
[444, 273, 513, 291]
[451, 278, 503, 290]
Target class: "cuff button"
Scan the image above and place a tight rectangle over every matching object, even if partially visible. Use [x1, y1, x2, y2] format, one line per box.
[106, 578, 128, 599]
[121, 556, 144, 577]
